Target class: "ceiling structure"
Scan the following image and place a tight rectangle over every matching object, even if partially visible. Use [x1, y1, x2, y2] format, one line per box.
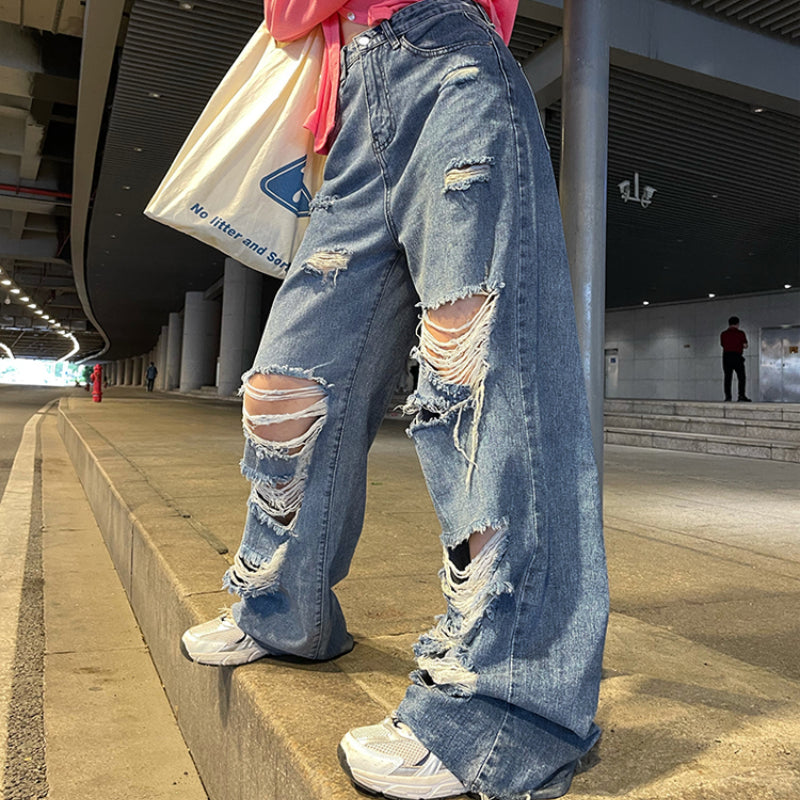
[0, 0, 798, 362]
[673, 0, 800, 40]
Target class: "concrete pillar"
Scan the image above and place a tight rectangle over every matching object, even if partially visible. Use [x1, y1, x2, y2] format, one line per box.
[559, 0, 609, 477]
[116, 360, 124, 385]
[179, 292, 220, 392]
[218, 259, 263, 397]
[157, 325, 169, 390]
[123, 358, 133, 385]
[132, 356, 143, 387]
[166, 312, 183, 390]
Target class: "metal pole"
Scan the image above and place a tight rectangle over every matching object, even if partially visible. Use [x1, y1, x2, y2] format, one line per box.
[559, 0, 610, 479]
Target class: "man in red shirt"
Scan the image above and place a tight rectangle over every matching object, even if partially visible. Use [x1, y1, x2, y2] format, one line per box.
[720, 316, 751, 402]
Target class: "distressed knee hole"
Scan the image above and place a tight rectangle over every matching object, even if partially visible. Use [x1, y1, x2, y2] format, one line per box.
[443, 156, 493, 193]
[412, 524, 511, 696]
[302, 249, 350, 282]
[421, 293, 495, 386]
[242, 372, 328, 527]
[243, 373, 326, 451]
[411, 292, 498, 483]
[223, 541, 289, 599]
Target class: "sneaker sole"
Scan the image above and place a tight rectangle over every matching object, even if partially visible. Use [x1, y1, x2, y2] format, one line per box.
[338, 745, 577, 800]
[337, 745, 466, 800]
[179, 635, 267, 667]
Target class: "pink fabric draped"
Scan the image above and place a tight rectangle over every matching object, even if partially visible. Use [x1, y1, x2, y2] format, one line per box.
[264, 0, 519, 153]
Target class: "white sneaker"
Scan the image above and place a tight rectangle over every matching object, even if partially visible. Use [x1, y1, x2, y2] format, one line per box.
[180, 610, 269, 666]
[338, 716, 466, 799]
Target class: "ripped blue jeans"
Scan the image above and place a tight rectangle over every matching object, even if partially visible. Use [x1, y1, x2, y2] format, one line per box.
[227, 1, 609, 797]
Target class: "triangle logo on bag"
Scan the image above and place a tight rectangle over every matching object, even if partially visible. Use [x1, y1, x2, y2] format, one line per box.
[260, 156, 313, 218]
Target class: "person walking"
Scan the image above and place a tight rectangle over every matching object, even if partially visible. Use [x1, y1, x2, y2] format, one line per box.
[720, 316, 751, 402]
[145, 361, 158, 392]
[181, 2, 609, 798]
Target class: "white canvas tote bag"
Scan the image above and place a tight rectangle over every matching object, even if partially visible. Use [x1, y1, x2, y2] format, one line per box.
[145, 23, 326, 280]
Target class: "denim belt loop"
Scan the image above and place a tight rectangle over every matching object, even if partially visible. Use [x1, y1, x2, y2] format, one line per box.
[470, 0, 492, 25]
[381, 18, 401, 49]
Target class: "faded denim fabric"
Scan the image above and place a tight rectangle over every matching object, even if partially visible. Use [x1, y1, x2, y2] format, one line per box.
[227, 1, 609, 796]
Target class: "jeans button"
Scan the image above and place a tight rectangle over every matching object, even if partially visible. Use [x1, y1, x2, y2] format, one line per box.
[356, 35, 370, 47]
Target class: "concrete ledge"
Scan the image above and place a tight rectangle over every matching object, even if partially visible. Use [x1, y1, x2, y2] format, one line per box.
[605, 399, 800, 423]
[604, 426, 800, 462]
[605, 413, 800, 443]
[604, 400, 800, 461]
[56, 392, 800, 799]
[56, 400, 382, 800]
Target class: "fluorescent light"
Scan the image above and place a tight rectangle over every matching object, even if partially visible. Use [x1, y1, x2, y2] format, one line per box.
[708, 293, 716, 298]
[642, 300, 650, 306]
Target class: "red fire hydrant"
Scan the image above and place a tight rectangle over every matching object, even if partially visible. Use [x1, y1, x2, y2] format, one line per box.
[91, 364, 103, 403]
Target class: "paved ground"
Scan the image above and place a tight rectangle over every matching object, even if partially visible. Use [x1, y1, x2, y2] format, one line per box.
[0, 386, 65, 497]
[0, 389, 207, 800]
[14, 384, 800, 799]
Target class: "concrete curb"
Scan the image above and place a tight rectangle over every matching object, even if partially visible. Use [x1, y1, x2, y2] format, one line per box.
[55, 394, 800, 800]
[56, 399, 378, 800]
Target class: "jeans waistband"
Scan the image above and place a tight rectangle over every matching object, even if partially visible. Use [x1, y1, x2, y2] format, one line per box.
[343, 0, 492, 68]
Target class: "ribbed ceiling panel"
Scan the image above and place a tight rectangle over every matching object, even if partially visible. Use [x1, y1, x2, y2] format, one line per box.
[670, 0, 800, 39]
[508, 17, 561, 61]
[546, 66, 800, 307]
[86, 0, 264, 358]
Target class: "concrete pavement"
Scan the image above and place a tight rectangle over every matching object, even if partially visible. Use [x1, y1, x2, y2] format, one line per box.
[39, 411, 209, 800]
[56, 387, 800, 800]
[0, 393, 208, 800]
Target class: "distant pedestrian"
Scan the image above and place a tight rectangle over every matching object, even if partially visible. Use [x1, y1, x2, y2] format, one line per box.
[720, 316, 750, 402]
[145, 361, 158, 392]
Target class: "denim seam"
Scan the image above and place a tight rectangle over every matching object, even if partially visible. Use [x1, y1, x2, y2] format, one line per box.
[468, 34, 535, 790]
[398, 35, 491, 59]
[383, 0, 486, 38]
[309, 249, 407, 659]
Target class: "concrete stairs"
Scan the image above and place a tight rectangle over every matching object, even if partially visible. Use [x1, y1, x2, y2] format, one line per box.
[604, 399, 800, 462]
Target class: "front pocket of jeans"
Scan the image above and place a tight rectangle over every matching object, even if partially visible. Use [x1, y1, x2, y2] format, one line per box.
[399, 11, 491, 56]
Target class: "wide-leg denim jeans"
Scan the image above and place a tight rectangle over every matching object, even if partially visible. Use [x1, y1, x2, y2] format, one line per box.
[227, 1, 609, 796]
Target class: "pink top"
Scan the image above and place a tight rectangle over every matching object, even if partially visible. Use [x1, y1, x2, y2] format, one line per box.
[264, 1, 519, 153]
